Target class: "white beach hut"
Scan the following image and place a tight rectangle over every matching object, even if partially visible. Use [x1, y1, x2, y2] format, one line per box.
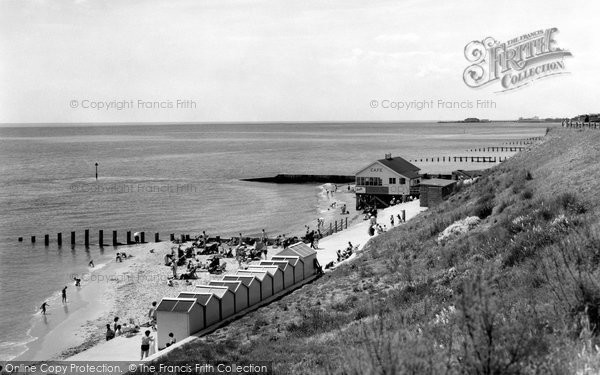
[155, 298, 203, 349]
[208, 280, 249, 313]
[274, 242, 318, 278]
[247, 265, 285, 294]
[222, 275, 261, 307]
[175, 292, 221, 328]
[193, 285, 235, 320]
[236, 269, 273, 301]
[269, 255, 304, 284]
[259, 261, 295, 289]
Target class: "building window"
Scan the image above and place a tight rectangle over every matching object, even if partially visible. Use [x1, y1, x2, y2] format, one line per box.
[389, 178, 396, 184]
[357, 176, 382, 186]
[399, 178, 406, 184]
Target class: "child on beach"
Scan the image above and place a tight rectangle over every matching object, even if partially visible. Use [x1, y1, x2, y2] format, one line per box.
[140, 330, 154, 359]
[106, 324, 115, 341]
[89, 260, 94, 267]
[166, 332, 176, 347]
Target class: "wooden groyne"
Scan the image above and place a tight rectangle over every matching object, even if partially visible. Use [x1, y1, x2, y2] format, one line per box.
[409, 156, 507, 163]
[17, 216, 352, 248]
[562, 121, 600, 129]
[242, 174, 354, 184]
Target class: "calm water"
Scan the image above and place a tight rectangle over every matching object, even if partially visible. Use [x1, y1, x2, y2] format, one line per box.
[0, 122, 552, 359]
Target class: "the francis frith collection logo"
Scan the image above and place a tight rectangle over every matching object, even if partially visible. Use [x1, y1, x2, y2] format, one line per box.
[463, 27, 572, 92]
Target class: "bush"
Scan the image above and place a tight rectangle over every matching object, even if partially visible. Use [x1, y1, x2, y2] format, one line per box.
[472, 193, 495, 219]
[554, 192, 587, 214]
[521, 188, 534, 200]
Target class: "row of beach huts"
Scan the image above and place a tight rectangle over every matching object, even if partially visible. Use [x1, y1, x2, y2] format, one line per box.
[155, 242, 319, 348]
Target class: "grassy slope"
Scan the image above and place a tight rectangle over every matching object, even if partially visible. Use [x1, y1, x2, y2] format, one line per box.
[155, 128, 600, 374]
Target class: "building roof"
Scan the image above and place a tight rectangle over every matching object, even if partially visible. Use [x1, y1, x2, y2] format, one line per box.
[248, 265, 282, 277]
[237, 269, 271, 281]
[157, 298, 197, 313]
[260, 261, 290, 270]
[419, 178, 457, 187]
[277, 242, 316, 258]
[377, 157, 421, 179]
[194, 285, 230, 299]
[209, 280, 244, 292]
[270, 256, 301, 266]
[223, 275, 257, 286]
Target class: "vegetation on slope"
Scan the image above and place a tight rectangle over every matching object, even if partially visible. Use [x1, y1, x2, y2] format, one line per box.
[155, 128, 600, 374]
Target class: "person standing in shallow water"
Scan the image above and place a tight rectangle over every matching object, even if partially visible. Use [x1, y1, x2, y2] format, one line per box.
[61, 286, 67, 303]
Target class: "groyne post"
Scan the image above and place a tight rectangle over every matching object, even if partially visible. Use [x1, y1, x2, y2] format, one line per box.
[18, 237, 23, 242]
[44, 234, 49, 246]
[113, 230, 118, 246]
[141, 232, 145, 243]
[329, 223, 332, 235]
[84, 229, 89, 246]
[126, 231, 132, 245]
[57, 233, 62, 246]
[402, 210, 406, 222]
[155, 233, 160, 242]
[345, 217, 348, 229]
[31, 235, 36, 243]
[71, 231, 76, 245]
[170, 233, 175, 242]
[99, 230, 103, 247]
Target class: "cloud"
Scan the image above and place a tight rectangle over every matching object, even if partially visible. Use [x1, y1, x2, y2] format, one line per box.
[374, 33, 420, 44]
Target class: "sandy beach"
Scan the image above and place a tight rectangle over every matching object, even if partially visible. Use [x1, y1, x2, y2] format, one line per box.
[14, 184, 358, 361]
[64, 198, 425, 362]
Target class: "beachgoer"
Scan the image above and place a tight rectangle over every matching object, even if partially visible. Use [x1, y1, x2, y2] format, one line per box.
[397, 214, 402, 223]
[40, 302, 49, 315]
[115, 324, 122, 336]
[166, 332, 176, 347]
[106, 324, 115, 341]
[74, 277, 81, 287]
[88, 260, 94, 268]
[148, 301, 157, 329]
[114, 317, 119, 332]
[116, 254, 122, 262]
[261, 229, 267, 242]
[390, 215, 395, 226]
[171, 261, 177, 278]
[140, 330, 154, 359]
[61, 286, 67, 303]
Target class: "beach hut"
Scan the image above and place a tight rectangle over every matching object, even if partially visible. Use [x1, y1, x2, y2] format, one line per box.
[175, 292, 221, 328]
[155, 298, 203, 349]
[193, 285, 235, 320]
[236, 269, 273, 300]
[269, 255, 304, 283]
[247, 265, 285, 294]
[208, 280, 249, 313]
[259, 261, 295, 289]
[222, 275, 261, 306]
[274, 242, 318, 279]
[419, 178, 457, 207]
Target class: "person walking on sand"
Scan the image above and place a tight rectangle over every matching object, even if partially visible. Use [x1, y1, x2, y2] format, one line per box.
[140, 330, 154, 359]
[390, 215, 395, 227]
[40, 302, 49, 315]
[61, 286, 67, 303]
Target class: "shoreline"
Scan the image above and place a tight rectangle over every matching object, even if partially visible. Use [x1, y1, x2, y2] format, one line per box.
[13, 183, 359, 361]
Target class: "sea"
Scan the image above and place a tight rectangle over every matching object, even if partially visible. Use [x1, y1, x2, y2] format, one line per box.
[0, 121, 554, 360]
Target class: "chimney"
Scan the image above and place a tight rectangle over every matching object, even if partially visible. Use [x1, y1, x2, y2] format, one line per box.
[385, 153, 392, 160]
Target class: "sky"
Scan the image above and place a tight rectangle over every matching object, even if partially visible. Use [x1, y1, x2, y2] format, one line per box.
[0, 0, 598, 124]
